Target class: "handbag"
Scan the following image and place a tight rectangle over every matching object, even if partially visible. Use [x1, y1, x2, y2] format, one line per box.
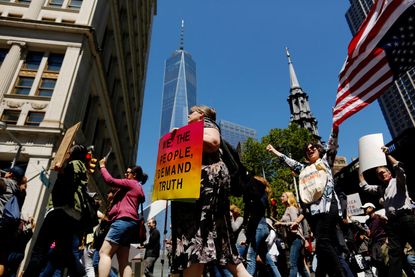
[133, 202, 147, 244]
[298, 159, 328, 204]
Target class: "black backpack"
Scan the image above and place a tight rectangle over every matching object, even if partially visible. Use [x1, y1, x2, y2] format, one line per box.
[220, 138, 248, 197]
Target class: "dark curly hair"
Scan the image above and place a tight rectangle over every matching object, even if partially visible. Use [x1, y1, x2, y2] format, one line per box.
[129, 165, 148, 184]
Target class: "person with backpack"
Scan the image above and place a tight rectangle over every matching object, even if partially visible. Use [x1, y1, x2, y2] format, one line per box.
[243, 176, 282, 277]
[171, 105, 251, 277]
[97, 161, 146, 277]
[24, 144, 91, 277]
[267, 126, 345, 277]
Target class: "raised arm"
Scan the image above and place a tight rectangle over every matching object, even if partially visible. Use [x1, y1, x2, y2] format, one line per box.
[266, 144, 304, 174]
[358, 171, 380, 194]
[382, 146, 406, 190]
[325, 127, 339, 168]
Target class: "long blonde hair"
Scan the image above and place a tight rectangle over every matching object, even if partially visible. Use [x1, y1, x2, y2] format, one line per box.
[283, 191, 299, 209]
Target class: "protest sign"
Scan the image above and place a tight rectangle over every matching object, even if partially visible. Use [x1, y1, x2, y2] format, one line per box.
[152, 121, 203, 201]
[358, 133, 387, 173]
[347, 193, 363, 216]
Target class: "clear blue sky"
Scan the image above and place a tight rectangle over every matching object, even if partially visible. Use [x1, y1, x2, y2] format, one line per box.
[137, 0, 392, 205]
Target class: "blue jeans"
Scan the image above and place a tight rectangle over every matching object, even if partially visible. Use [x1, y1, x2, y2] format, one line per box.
[246, 218, 281, 277]
[407, 255, 415, 274]
[106, 218, 138, 247]
[39, 234, 84, 277]
[212, 264, 233, 277]
[289, 237, 310, 277]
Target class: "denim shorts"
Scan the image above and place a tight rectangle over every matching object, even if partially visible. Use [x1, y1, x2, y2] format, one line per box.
[105, 218, 138, 247]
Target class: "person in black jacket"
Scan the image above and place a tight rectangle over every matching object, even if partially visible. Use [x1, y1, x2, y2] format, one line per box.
[144, 217, 160, 277]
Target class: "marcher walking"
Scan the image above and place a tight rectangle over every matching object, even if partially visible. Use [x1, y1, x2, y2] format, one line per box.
[171, 105, 250, 277]
[143, 218, 160, 277]
[359, 147, 415, 276]
[275, 191, 310, 277]
[98, 162, 147, 277]
[267, 126, 345, 277]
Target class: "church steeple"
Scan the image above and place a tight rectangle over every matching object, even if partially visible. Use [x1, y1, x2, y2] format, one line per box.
[285, 47, 319, 138]
[286, 47, 300, 90]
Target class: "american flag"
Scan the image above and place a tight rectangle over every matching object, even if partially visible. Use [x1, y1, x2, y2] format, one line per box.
[333, 0, 415, 126]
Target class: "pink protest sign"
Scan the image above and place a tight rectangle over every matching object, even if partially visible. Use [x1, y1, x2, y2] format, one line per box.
[152, 121, 204, 200]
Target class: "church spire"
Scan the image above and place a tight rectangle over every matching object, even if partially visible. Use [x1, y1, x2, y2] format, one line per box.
[179, 19, 184, 50]
[285, 47, 320, 138]
[286, 47, 300, 91]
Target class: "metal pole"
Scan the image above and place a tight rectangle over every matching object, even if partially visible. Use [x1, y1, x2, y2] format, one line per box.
[11, 143, 22, 168]
[160, 200, 169, 277]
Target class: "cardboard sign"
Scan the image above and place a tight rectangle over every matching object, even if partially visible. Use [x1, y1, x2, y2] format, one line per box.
[347, 193, 363, 216]
[152, 121, 204, 201]
[50, 122, 81, 170]
[358, 133, 387, 173]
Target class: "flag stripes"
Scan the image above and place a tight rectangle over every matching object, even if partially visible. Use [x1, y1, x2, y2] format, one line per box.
[333, 0, 415, 126]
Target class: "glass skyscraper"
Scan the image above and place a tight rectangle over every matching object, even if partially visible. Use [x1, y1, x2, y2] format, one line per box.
[219, 120, 257, 149]
[160, 22, 196, 136]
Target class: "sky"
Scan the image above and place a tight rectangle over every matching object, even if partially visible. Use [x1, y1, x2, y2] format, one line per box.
[136, 0, 392, 206]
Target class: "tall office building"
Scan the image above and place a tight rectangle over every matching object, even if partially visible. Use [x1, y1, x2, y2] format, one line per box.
[219, 120, 256, 149]
[345, 0, 415, 138]
[160, 20, 196, 136]
[345, 0, 374, 35]
[0, 0, 156, 235]
[285, 48, 319, 138]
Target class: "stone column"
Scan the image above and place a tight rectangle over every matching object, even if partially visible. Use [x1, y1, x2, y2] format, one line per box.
[40, 46, 81, 128]
[23, 0, 45, 20]
[0, 41, 26, 100]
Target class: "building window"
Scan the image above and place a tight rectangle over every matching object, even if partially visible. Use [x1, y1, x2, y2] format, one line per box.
[14, 76, 34, 95]
[48, 0, 63, 7]
[1, 110, 20, 125]
[68, 0, 82, 9]
[42, 17, 56, 22]
[12, 51, 63, 97]
[45, 54, 63, 72]
[37, 78, 56, 97]
[8, 13, 23, 18]
[16, 0, 31, 4]
[23, 52, 42, 70]
[25, 112, 44, 126]
[62, 19, 76, 24]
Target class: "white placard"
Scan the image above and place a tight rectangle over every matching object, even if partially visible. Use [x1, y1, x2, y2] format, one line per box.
[347, 193, 363, 216]
[358, 133, 387, 173]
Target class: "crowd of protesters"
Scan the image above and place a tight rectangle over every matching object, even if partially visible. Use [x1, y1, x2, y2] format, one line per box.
[1, 105, 415, 277]
[0, 144, 148, 277]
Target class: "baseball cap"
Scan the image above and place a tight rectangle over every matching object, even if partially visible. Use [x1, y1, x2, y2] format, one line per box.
[9, 166, 25, 180]
[361, 202, 376, 209]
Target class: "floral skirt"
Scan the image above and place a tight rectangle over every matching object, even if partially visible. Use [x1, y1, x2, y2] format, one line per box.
[171, 160, 241, 271]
